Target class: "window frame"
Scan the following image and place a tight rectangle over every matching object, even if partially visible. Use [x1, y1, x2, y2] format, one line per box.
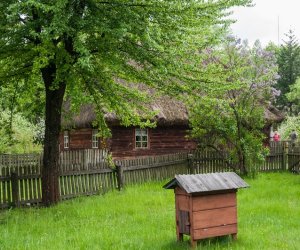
[92, 129, 99, 149]
[135, 128, 149, 149]
[63, 130, 69, 149]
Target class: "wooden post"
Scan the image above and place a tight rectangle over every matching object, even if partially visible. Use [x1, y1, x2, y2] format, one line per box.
[83, 149, 88, 170]
[282, 141, 289, 170]
[116, 165, 124, 191]
[187, 154, 194, 174]
[11, 172, 19, 207]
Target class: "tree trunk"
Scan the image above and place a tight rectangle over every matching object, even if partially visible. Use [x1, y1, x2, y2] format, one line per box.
[237, 148, 247, 176]
[41, 65, 66, 206]
[232, 107, 248, 175]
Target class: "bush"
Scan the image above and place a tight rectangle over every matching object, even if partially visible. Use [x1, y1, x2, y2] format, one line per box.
[0, 110, 42, 154]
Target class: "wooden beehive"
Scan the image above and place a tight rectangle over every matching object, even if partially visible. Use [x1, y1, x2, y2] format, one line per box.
[163, 172, 249, 247]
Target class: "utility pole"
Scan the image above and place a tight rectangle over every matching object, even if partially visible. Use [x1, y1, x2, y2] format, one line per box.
[277, 15, 280, 46]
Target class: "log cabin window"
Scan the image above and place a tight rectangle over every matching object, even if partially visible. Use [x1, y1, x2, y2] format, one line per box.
[63, 131, 69, 149]
[135, 128, 148, 149]
[92, 129, 99, 148]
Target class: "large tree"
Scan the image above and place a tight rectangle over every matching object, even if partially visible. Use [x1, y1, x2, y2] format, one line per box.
[276, 29, 300, 112]
[188, 38, 278, 175]
[0, 0, 251, 205]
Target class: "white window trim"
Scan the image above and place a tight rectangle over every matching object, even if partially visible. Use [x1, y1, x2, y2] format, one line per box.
[135, 128, 149, 149]
[63, 131, 69, 149]
[92, 129, 99, 149]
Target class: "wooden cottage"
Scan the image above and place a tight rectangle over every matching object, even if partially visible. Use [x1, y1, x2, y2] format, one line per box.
[60, 94, 283, 159]
[60, 96, 197, 159]
[163, 172, 249, 247]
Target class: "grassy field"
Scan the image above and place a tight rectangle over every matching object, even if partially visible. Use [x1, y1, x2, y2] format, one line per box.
[0, 172, 299, 250]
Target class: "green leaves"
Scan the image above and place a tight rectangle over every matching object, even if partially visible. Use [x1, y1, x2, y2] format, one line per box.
[188, 37, 277, 175]
[275, 29, 300, 112]
[0, 0, 252, 136]
[0, 110, 42, 153]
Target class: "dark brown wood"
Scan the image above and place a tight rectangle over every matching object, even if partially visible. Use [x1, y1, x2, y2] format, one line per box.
[42, 64, 66, 206]
[179, 210, 190, 234]
[187, 153, 194, 174]
[11, 172, 19, 207]
[116, 165, 124, 191]
[60, 126, 197, 158]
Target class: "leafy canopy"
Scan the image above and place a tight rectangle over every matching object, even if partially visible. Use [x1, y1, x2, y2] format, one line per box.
[0, 0, 251, 135]
[188, 38, 278, 175]
[275, 29, 300, 113]
[0, 0, 252, 204]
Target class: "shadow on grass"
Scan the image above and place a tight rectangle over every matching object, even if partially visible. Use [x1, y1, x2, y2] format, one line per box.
[161, 235, 236, 250]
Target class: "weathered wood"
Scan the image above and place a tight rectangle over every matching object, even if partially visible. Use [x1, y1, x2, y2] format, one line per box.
[193, 224, 237, 240]
[116, 165, 124, 191]
[176, 196, 190, 211]
[193, 206, 237, 229]
[122, 159, 187, 171]
[164, 173, 248, 194]
[11, 172, 19, 207]
[60, 126, 197, 158]
[167, 173, 244, 246]
[192, 193, 236, 211]
[179, 210, 190, 234]
[1, 143, 296, 209]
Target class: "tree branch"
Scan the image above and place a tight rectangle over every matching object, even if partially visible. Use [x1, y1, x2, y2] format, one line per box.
[97, 2, 151, 7]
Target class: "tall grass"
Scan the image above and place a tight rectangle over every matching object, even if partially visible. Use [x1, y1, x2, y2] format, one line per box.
[0, 172, 299, 250]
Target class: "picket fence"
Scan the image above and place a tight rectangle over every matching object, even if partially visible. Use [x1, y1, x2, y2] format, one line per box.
[0, 143, 299, 209]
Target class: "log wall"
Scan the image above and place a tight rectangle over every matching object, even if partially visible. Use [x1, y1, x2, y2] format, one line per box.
[60, 126, 197, 158]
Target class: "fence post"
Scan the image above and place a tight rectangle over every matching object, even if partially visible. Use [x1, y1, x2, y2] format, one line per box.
[282, 142, 289, 170]
[116, 165, 124, 191]
[83, 149, 88, 170]
[11, 172, 20, 207]
[188, 154, 194, 174]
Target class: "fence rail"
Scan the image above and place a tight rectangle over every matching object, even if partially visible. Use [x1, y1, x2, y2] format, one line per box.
[1, 143, 299, 209]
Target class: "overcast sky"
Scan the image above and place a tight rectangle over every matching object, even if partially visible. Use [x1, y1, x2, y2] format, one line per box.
[230, 0, 300, 46]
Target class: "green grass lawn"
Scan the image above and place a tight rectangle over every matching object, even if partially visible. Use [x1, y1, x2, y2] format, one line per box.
[0, 172, 299, 250]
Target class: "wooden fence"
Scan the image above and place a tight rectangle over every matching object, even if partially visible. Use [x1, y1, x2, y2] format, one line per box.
[1, 143, 299, 209]
[0, 151, 192, 209]
[260, 141, 286, 171]
[264, 141, 300, 173]
[287, 143, 300, 173]
[115, 152, 189, 186]
[191, 150, 231, 173]
[0, 149, 114, 209]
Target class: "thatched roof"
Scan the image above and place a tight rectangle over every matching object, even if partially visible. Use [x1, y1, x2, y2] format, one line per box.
[264, 105, 285, 124]
[62, 99, 284, 129]
[62, 96, 189, 128]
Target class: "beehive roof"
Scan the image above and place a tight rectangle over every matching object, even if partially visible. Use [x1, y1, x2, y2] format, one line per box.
[163, 172, 249, 194]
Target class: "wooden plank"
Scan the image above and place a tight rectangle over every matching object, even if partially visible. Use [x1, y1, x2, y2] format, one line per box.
[61, 168, 113, 176]
[176, 194, 190, 211]
[121, 159, 187, 171]
[193, 224, 237, 240]
[193, 206, 237, 229]
[192, 193, 236, 211]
